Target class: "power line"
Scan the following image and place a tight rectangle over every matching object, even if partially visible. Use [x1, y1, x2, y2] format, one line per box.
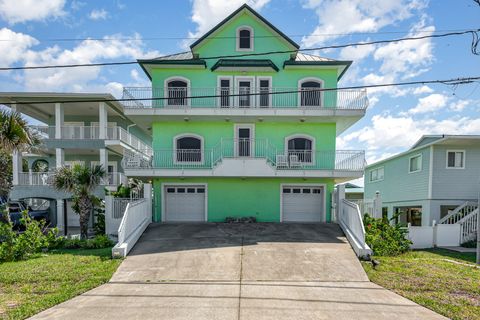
[0, 28, 474, 42]
[8, 76, 480, 106]
[1, 29, 479, 71]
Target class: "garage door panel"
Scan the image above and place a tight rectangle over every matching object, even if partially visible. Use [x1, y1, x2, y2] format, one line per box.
[165, 186, 206, 222]
[282, 187, 323, 222]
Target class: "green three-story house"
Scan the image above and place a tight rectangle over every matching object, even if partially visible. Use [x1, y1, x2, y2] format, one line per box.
[122, 4, 368, 223]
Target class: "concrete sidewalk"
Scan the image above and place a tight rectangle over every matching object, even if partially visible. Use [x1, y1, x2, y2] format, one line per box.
[31, 223, 446, 319]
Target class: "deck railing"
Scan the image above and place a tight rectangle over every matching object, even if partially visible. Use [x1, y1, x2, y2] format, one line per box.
[122, 87, 368, 110]
[17, 171, 125, 186]
[123, 145, 365, 172]
[29, 125, 152, 155]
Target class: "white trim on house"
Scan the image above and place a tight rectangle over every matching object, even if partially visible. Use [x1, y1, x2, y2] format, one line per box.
[172, 133, 205, 165]
[446, 149, 466, 169]
[216, 76, 233, 107]
[284, 134, 316, 164]
[161, 183, 208, 222]
[279, 183, 327, 222]
[235, 76, 255, 107]
[236, 25, 254, 52]
[369, 166, 384, 183]
[408, 154, 422, 173]
[164, 76, 191, 107]
[234, 124, 255, 157]
[256, 76, 272, 107]
[428, 145, 434, 198]
[297, 77, 325, 107]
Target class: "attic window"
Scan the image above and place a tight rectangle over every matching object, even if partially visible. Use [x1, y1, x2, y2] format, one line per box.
[237, 26, 253, 51]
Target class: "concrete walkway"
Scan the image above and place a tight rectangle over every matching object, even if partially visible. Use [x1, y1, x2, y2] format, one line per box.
[31, 223, 446, 319]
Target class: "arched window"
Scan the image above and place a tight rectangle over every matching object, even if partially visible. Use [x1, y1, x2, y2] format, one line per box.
[299, 78, 323, 107]
[165, 77, 189, 106]
[236, 26, 253, 51]
[32, 159, 49, 172]
[174, 134, 203, 163]
[286, 135, 315, 163]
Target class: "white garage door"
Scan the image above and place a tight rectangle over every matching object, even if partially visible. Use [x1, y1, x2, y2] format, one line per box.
[164, 185, 206, 222]
[282, 186, 324, 222]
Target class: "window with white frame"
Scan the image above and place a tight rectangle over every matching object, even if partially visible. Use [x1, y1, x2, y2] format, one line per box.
[286, 135, 314, 163]
[165, 78, 189, 106]
[175, 135, 203, 163]
[370, 167, 384, 182]
[236, 26, 253, 51]
[409, 154, 422, 173]
[298, 78, 323, 107]
[446, 150, 465, 168]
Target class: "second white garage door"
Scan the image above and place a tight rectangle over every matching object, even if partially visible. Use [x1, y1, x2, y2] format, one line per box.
[164, 185, 206, 222]
[282, 186, 324, 222]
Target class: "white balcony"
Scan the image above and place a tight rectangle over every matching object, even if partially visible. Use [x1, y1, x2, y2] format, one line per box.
[122, 87, 368, 110]
[29, 125, 152, 156]
[16, 171, 127, 186]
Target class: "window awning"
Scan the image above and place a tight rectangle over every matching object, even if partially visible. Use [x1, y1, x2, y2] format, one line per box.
[211, 59, 279, 72]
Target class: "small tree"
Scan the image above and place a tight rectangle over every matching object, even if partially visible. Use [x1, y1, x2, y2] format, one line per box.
[51, 164, 105, 239]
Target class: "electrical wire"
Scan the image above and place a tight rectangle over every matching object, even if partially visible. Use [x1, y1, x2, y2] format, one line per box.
[1, 29, 479, 71]
[7, 76, 480, 106]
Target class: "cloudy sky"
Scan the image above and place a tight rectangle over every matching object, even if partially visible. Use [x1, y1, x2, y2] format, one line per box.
[0, 0, 479, 183]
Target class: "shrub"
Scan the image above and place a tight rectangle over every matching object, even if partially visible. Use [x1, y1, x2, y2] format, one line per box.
[93, 202, 106, 235]
[0, 211, 61, 262]
[61, 234, 114, 250]
[363, 213, 412, 256]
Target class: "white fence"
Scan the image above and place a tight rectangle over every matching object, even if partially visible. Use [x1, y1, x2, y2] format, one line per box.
[407, 222, 461, 249]
[334, 185, 372, 258]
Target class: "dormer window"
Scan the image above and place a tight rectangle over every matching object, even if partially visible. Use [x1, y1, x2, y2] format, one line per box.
[237, 26, 253, 51]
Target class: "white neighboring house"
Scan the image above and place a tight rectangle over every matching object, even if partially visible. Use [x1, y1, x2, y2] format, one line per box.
[364, 135, 479, 247]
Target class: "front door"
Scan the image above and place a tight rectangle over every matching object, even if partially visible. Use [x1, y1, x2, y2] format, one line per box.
[237, 79, 253, 107]
[235, 125, 254, 157]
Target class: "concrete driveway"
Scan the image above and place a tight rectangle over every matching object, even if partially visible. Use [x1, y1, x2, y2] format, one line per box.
[31, 223, 445, 319]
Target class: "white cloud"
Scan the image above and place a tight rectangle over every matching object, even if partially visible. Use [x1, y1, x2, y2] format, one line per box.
[301, 0, 427, 47]
[187, 0, 271, 39]
[0, 0, 66, 24]
[412, 85, 434, 95]
[449, 99, 471, 112]
[0, 28, 38, 66]
[17, 33, 159, 91]
[342, 114, 480, 152]
[89, 9, 108, 20]
[408, 93, 449, 114]
[339, 43, 376, 61]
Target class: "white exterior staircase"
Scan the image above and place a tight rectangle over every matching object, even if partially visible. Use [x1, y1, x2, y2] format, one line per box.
[439, 201, 478, 244]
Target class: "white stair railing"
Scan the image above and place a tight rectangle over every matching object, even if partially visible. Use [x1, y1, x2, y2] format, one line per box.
[439, 201, 478, 224]
[337, 199, 372, 258]
[458, 208, 478, 243]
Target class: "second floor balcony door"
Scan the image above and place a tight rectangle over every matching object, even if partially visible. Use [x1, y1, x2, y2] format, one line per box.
[236, 77, 253, 108]
[235, 124, 254, 157]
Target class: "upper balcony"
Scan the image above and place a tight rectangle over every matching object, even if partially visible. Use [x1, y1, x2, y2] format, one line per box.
[122, 87, 368, 134]
[30, 125, 153, 157]
[122, 138, 365, 181]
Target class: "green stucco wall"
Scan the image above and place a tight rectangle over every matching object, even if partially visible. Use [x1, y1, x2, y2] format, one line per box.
[153, 177, 334, 223]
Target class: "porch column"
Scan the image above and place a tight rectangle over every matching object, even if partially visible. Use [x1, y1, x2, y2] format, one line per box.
[98, 102, 107, 139]
[56, 148, 64, 169]
[99, 148, 109, 184]
[11, 103, 21, 185]
[55, 102, 64, 139]
[56, 199, 65, 234]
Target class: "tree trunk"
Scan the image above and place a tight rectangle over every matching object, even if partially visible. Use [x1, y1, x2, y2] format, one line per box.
[77, 196, 93, 240]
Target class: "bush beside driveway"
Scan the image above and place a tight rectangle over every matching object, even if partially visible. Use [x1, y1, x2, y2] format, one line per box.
[362, 249, 480, 320]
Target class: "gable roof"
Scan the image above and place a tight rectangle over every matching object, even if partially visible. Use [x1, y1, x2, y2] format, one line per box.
[189, 4, 300, 51]
[137, 52, 206, 80]
[366, 134, 480, 169]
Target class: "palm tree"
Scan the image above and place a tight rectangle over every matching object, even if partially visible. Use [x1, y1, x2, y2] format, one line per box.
[0, 109, 40, 198]
[0, 109, 39, 153]
[51, 164, 105, 239]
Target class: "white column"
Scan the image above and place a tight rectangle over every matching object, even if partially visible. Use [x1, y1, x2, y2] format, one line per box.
[56, 199, 65, 234]
[99, 102, 107, 139]
[100, 148, 108, 183]
[12, 151, 22, 185]
[55, 103, 64, 139]
[144, 183, 153, 223]
[56, 148, 64, 169]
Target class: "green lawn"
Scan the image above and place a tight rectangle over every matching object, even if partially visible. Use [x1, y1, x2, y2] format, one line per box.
[362, 249, 480, 320]
[0, 248, 122, 320]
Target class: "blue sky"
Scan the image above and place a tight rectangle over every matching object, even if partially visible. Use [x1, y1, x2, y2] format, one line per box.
[0, 0, 479, 182]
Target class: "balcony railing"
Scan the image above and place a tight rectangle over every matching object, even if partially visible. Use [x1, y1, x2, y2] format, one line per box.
[16, 171, 126, 186]
[122, 143, 365, 172]
[29, 125, 152, 156]
[121, 87, 368, 110]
